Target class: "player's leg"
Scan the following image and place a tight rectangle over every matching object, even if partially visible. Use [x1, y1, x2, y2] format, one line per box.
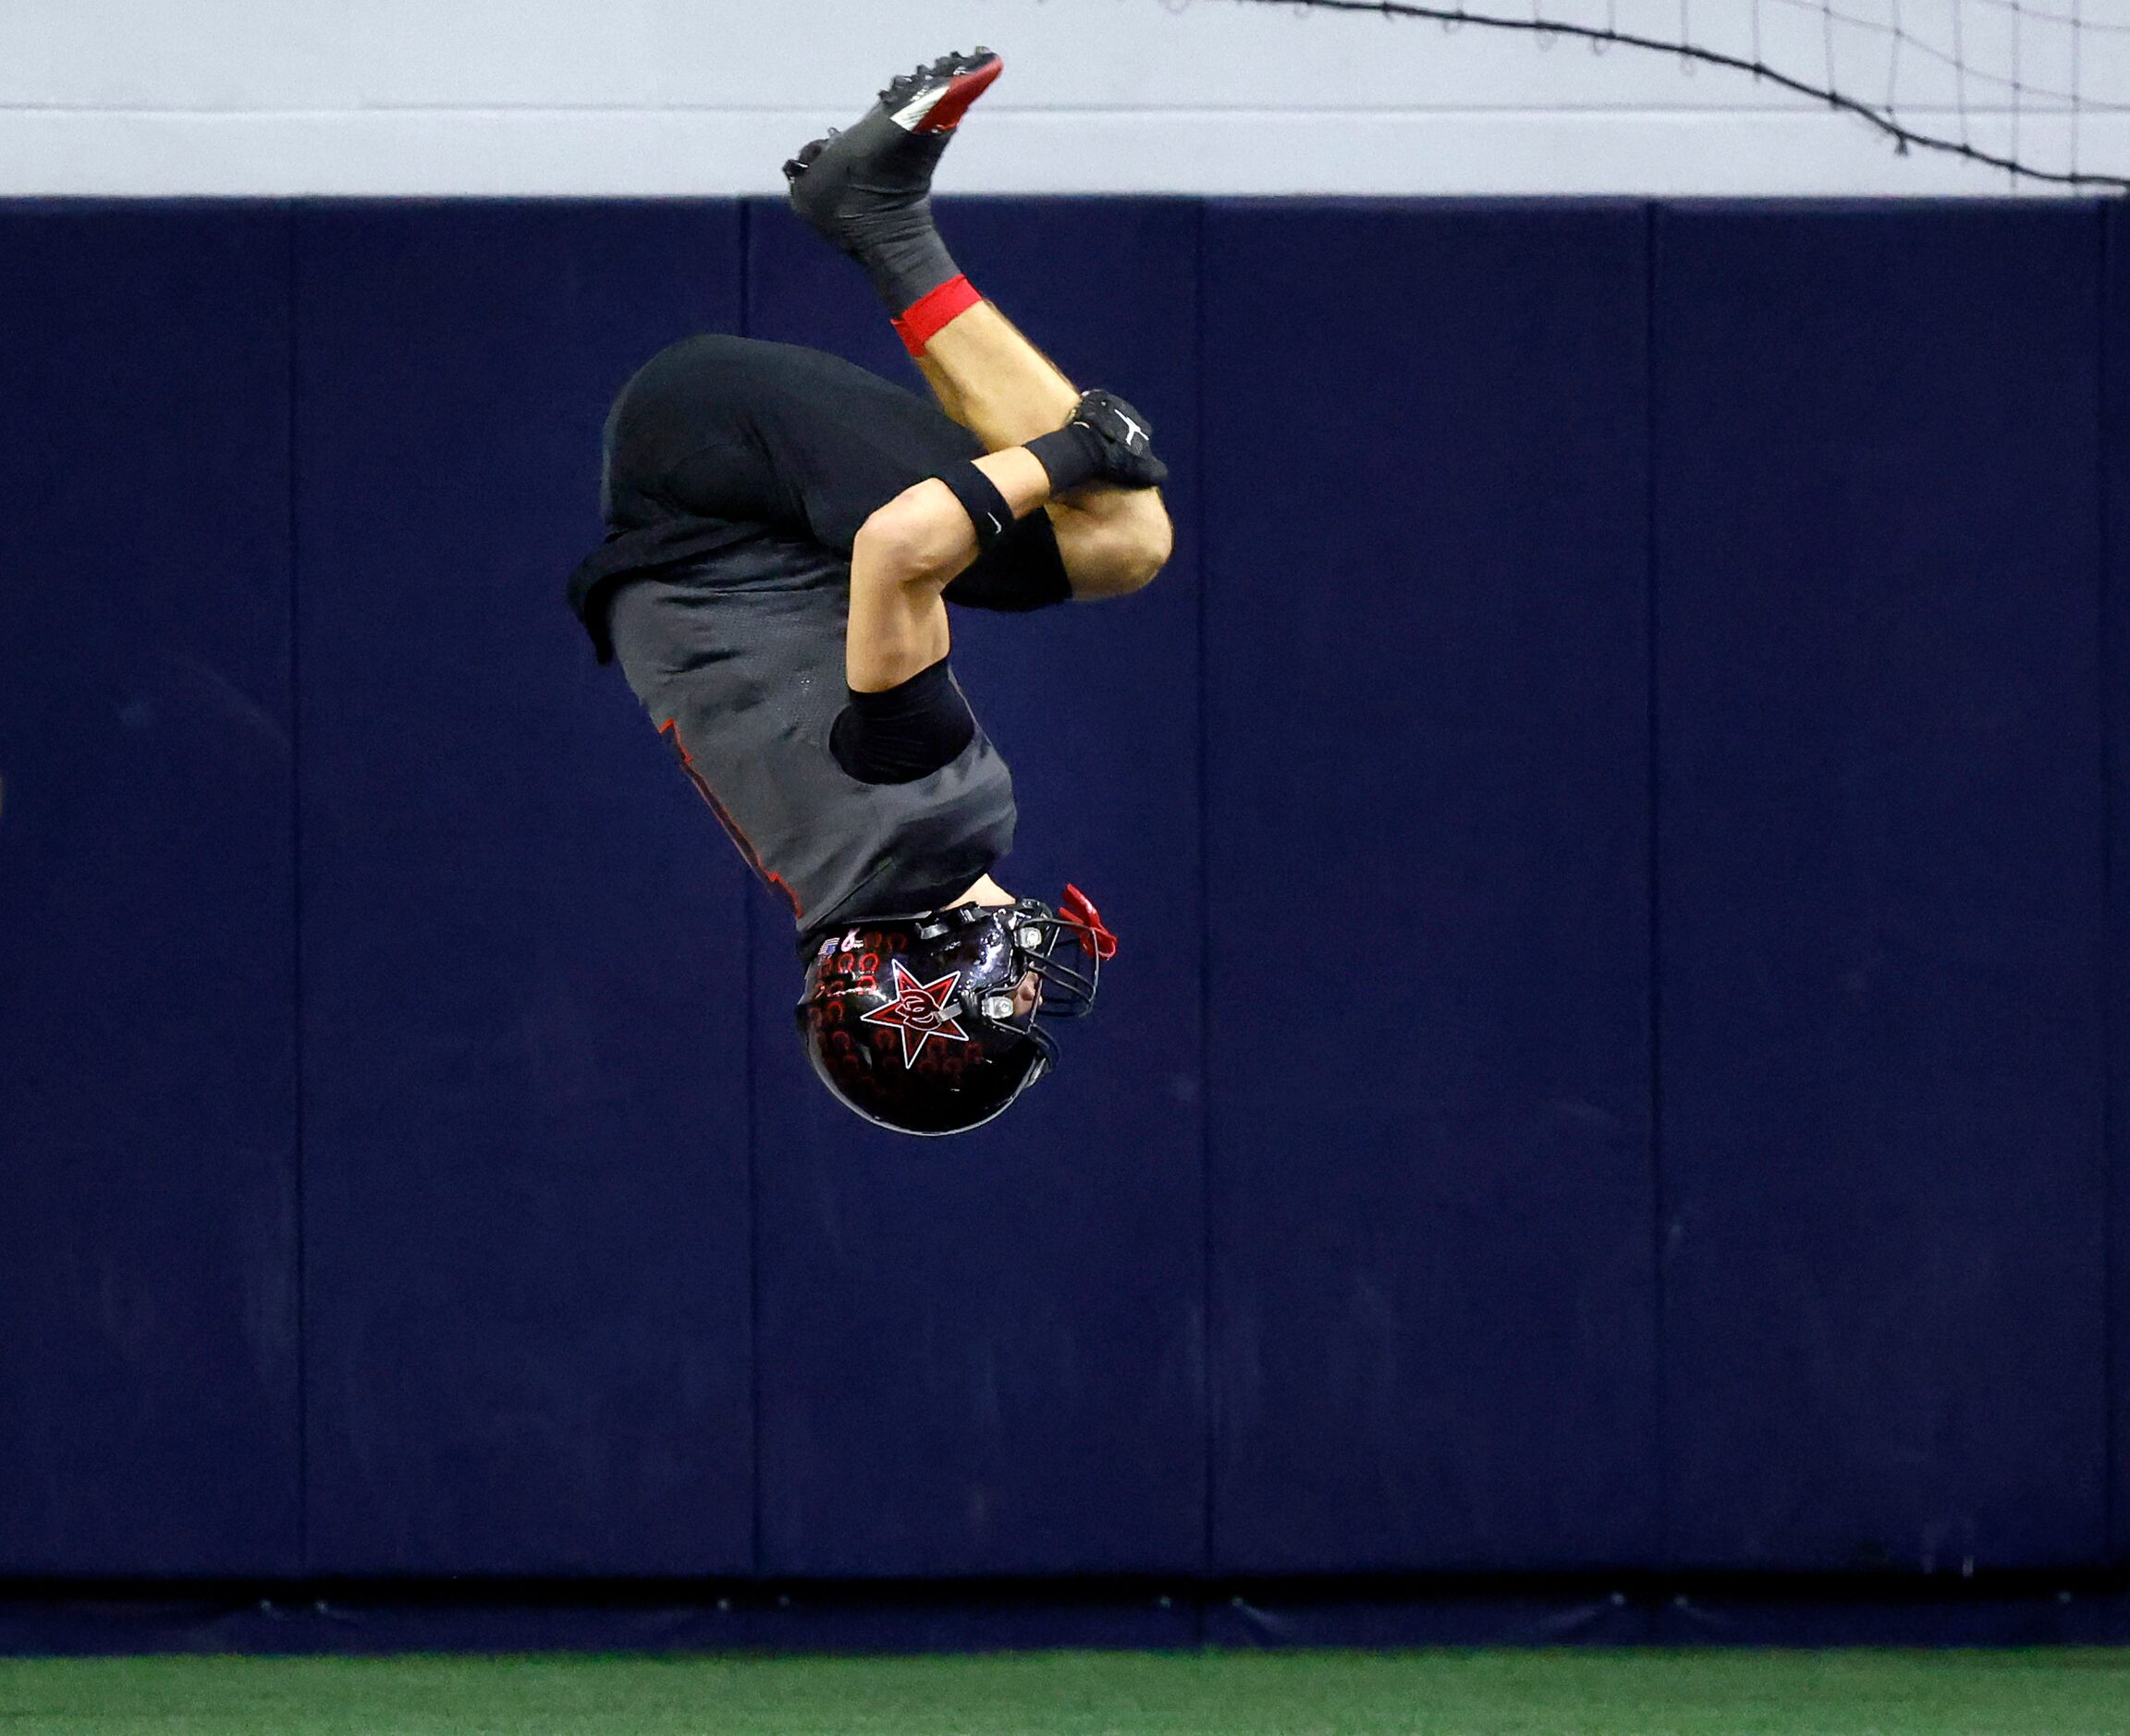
[914, 303, 1169, 599]
[912, 306, 1071, 450]
[599, 334, 806, 533]
[785, 51, 1170, 600]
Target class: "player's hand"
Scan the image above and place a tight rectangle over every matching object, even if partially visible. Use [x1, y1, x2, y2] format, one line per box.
[1070, 389, 1168, 488]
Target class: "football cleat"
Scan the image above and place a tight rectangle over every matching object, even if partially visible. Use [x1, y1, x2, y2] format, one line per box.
[783, 49, 1002, 258]
[879, 47, 1004, 136]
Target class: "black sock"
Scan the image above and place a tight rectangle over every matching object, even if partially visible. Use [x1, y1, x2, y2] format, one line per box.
[860, 213, 961, 319]
[829, 133, 961, 316]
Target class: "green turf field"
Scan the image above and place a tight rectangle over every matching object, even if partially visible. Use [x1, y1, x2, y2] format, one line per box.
[2, 1649, 2128, 1736]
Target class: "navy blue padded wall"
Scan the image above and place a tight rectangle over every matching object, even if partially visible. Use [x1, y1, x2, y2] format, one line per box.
[1202, 202, 1658, 1571]
[294, 202, 754, 1573]
[0, 204, 300, 1572]
[1655, 204, 2106, 1570]
[2105, 202, 2130, 1568]
[741, 199, 1206, 1573]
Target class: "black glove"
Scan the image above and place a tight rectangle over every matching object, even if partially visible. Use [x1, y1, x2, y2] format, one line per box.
[1026, 388, 1169, 494]
[1071, 389, 1167, 487]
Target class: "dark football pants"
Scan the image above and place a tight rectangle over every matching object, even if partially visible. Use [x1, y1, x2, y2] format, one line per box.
[600, 333, 1071, 611]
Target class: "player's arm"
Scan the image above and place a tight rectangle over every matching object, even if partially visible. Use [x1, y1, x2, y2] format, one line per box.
[918, 304, 1173, 600]
[847, 448, 1052, 691]
[847, 395, 1168, 691]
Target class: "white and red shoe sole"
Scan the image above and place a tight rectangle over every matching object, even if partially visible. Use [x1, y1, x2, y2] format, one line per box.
[889, 55, 1004, 135]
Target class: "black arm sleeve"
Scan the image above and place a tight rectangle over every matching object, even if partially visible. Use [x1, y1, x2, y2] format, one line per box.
[942, 507, 1072, 613]
[829, 656, 979, 785]
[932, 459, 1018, 552]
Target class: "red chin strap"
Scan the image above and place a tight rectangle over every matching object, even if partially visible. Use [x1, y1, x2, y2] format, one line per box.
[1059, 884, 1119, 960]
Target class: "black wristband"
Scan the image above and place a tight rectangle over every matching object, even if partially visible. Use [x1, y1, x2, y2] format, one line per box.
[1025, 422, 1105, 495]
[932, 460, 1016, 551]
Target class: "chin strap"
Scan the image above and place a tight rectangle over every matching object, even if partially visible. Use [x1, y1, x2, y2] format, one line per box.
[1058, 884, 1119, 960]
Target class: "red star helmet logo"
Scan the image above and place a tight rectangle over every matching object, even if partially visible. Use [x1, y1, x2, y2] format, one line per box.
[860, 960, 973, 1067]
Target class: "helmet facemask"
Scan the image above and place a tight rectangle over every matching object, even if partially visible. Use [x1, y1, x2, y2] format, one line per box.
[996, 886, 1114, 1039]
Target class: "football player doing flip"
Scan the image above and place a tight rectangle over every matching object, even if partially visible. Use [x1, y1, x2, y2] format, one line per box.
[566, 50, 1173, 1135]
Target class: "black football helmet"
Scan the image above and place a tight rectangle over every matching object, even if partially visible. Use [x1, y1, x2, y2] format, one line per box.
[797, 885, 1118, 1137]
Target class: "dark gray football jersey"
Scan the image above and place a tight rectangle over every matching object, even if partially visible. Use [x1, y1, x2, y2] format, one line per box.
[605, 533, 1018, 940]
[570, 336, 1072, 940]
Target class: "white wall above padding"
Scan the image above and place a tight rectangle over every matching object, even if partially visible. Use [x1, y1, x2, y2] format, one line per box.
[0, 0, 2111, 196]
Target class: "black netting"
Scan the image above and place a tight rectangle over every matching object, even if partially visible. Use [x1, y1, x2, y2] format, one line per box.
[1218, 1, 2128, 189]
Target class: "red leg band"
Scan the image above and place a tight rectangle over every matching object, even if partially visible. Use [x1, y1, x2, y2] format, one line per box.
[892, 275, 982, 357]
